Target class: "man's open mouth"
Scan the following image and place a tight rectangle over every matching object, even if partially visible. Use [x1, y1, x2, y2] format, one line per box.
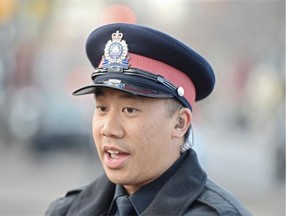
[107, 150, 121, 159]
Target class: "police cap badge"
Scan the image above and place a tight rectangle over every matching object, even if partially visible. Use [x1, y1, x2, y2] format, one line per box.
[73, 23, 216, 110]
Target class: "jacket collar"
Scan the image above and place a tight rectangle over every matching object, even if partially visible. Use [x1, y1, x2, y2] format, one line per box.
[141, 149, 207, 216]
[66, 149, 206, 216]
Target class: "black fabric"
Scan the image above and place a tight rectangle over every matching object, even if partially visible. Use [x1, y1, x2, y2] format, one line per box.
[129, 151, 186, 214]
[66, 175, 115, 215]
[115, 196, 137, 216]
[141, 149, 206, 216]
[45, 149, 252, 216]
[107, 151, 187, 215]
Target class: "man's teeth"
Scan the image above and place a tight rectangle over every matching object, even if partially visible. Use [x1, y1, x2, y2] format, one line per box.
[107, 150, 120, 155]
[107, 150, 120, 159]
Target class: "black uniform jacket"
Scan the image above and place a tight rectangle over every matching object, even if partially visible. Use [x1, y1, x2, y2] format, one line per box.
[45, 149, 252, 216]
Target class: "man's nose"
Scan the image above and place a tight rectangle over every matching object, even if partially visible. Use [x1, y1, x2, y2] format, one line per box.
[100, 111, 124, 138]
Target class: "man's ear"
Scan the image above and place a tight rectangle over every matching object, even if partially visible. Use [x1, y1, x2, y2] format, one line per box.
[172, 107, 192, 138]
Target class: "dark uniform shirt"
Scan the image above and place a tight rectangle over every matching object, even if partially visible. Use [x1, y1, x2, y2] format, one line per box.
[107, 151, 187, 215]
[45, 149, 252, 216]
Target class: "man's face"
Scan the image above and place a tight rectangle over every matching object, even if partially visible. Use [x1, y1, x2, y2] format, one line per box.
[92, 88, 181, 194]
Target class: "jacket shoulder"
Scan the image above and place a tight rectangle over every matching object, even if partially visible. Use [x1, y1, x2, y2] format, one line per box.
[45, 187, 83, 216]
[196, 179, 252, 216]
[45, 174, 115, 216]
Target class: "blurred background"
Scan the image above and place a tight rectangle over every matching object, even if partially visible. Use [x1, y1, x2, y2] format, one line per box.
[0, 0, 285, 215]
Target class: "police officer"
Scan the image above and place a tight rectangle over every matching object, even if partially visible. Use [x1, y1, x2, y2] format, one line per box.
[45, 23, 252, 216]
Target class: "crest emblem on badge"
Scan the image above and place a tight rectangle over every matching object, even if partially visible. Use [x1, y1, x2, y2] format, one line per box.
[102, 30, 129, 70]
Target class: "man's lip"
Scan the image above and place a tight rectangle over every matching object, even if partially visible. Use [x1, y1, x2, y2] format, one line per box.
[103, 145, 129, 154]
[102, 145, 131, 169]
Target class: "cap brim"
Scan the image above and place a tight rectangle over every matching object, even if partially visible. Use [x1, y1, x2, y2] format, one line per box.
[72, 85, 98, 96]
[73, 70, 192, 110]
[72, 83, 173, 99]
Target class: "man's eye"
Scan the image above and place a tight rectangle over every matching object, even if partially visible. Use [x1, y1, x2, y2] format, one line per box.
[96, 106, 108, 112]
[123, 107, 137, 114]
